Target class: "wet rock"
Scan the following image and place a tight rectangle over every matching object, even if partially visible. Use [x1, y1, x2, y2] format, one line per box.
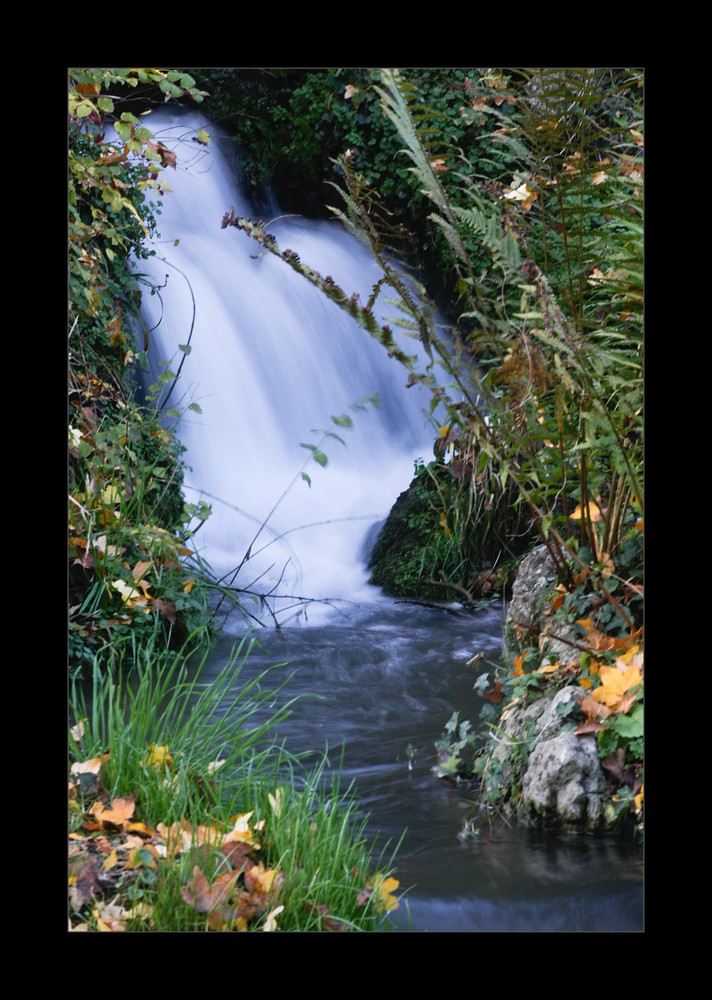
[522, 731, 607, 832]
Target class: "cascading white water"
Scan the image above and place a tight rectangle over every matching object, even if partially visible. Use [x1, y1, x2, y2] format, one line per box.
[135, 112, 437, 623]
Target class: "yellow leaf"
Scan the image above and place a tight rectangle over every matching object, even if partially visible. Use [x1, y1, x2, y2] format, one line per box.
[591, 660, 642, 712]
[141, 744, 172, 770]
[371, 874, 400, 913]
[102, 849, 120, 871]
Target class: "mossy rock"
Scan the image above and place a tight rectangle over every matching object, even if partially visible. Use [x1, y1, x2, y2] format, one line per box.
[367, 470, 446, 600]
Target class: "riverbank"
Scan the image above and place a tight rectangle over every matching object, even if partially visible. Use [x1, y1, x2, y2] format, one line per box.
[68, 628, 403, 932]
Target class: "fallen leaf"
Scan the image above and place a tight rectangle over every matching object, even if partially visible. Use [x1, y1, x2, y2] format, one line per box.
[263, 905, 285, 931]
[180, 866, 241, 914]
[93, 797, 136, 829]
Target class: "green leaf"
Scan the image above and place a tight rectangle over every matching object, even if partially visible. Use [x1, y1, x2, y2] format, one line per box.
[610, 703, 644, 739]
[331, 413, 353, 428]
[114, 121, 132, 142]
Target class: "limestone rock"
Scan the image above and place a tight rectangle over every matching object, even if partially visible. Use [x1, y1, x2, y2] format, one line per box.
[507, 544, 558, 634]
[522, 731, 607, 832]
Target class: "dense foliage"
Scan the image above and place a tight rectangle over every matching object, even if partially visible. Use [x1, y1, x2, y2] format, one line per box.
[68, 69, 214, 674]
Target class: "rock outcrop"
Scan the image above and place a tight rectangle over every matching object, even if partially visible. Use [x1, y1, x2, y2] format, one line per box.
[497, 545, 610, 832]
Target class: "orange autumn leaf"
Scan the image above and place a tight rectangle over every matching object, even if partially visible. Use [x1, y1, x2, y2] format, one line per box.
[92, 797, 136, 829]
[569, 501, 603, 522]
[513, 650, 529, 676]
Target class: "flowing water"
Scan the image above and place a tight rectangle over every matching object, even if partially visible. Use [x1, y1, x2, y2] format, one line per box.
[135, 111, 644, 932]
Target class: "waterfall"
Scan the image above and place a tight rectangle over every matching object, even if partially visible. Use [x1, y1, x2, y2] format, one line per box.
[135, 112, 437, 624]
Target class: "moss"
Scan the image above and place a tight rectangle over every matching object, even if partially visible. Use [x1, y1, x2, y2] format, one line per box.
[367, 469, 445, 600]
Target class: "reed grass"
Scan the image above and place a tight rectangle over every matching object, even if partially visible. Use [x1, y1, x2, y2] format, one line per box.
[69, 630, 402, 931]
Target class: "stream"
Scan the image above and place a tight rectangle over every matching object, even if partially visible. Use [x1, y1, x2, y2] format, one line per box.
[195, 599, 644, 932]
[134, 111, 644, 932]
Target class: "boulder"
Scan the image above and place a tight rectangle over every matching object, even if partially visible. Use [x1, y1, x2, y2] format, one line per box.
[495, 550, 610, 831]
[522, 730, 607, 832]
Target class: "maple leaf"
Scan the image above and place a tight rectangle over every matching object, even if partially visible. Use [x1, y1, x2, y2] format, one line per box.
[180, 865, 241, 914]
[91, 797, 136, 830]
[591, 659, 643, 712]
